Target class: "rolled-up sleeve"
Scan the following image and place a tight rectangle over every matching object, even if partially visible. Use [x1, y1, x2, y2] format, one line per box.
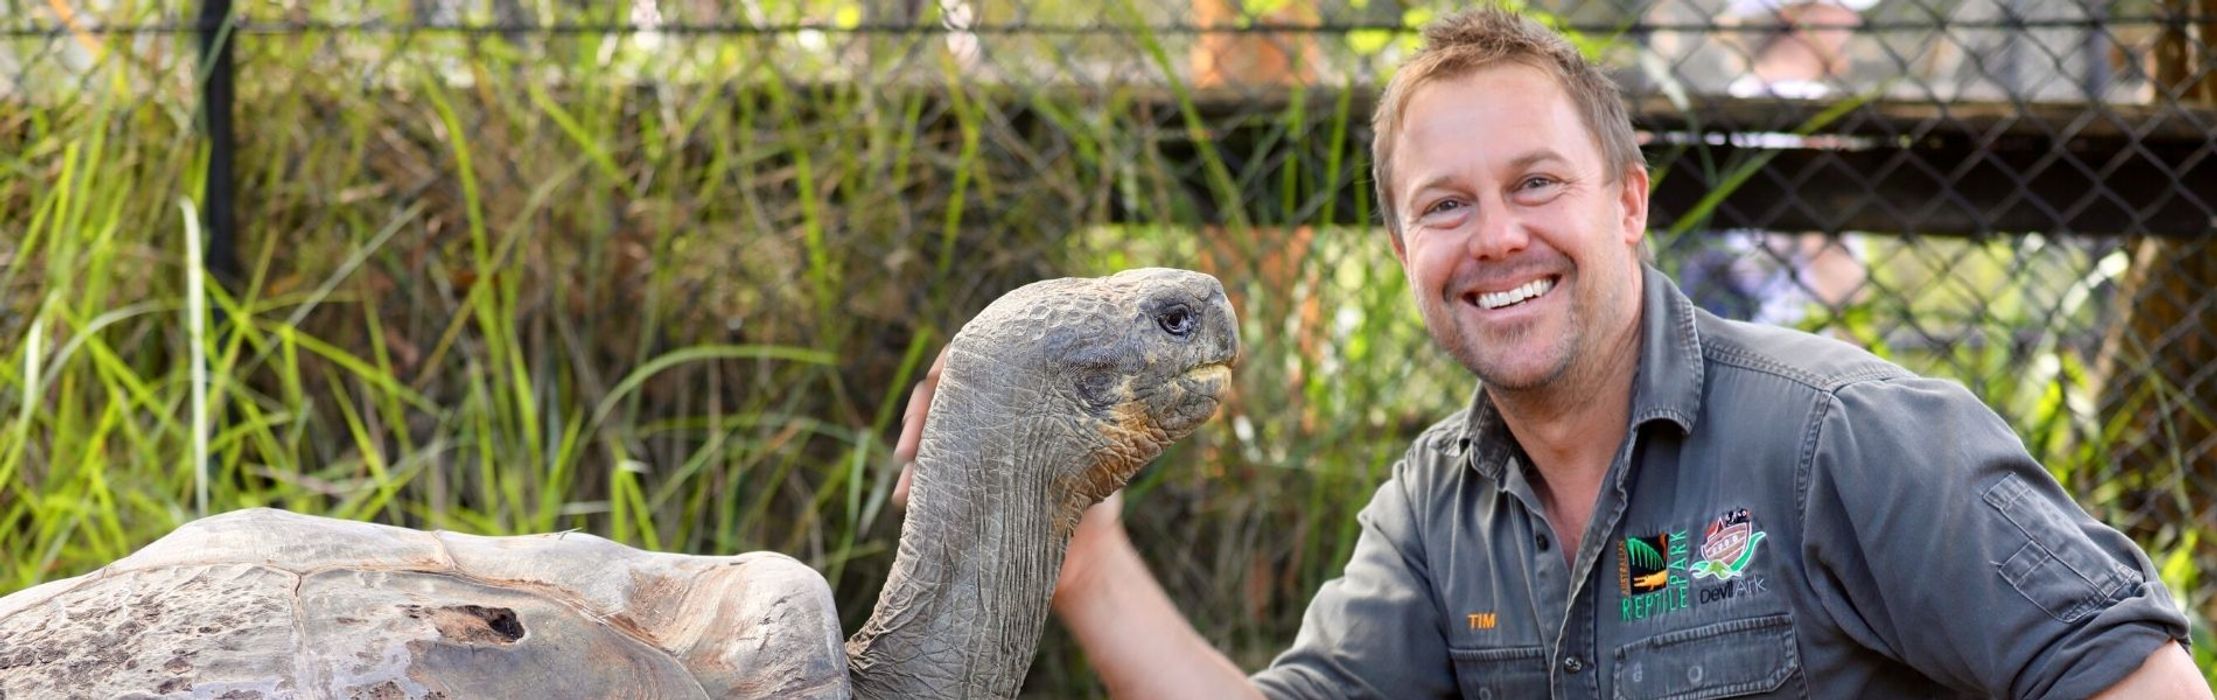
[1802, 377, 2190, 699]
[1250, 458, 1457, 699]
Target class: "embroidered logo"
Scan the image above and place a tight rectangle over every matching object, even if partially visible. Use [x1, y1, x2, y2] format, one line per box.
[1691, 508, 1766, 581]
[1618, 530, 1691, 620]
[1466, 612, 1497, 630]
[1621, 533, 1672, 594]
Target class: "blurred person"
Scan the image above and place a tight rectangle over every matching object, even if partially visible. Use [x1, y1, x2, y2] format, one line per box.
[1680, 0, 1870, 328]
[1726, 0, 1869, 99]
[891, 6, 2205, 698]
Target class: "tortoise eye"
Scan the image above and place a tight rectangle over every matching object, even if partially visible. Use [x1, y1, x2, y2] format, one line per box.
[1155, 304, 1197, 338]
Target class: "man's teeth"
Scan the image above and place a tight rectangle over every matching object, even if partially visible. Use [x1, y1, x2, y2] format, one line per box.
[1477, 278, 1555, 310]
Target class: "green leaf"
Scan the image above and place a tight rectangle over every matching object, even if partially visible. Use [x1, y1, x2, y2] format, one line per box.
[588, 344, 836, 435]
[2159, 531, 2198, 605]
[1243, 0, 1290, 16]
[1347, 29, 1395, 56]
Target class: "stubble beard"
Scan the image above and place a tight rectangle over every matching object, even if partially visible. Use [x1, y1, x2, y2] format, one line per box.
[1429, 293, 1582, 394]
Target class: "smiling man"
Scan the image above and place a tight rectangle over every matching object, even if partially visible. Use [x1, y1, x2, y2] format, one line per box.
[890, 5, 2210, 698]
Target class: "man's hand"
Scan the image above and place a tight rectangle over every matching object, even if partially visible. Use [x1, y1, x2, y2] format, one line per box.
[887, 346, 949, 509]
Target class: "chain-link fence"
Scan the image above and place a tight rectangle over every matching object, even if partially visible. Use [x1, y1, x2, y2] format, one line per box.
[4, 0, 2213, 691]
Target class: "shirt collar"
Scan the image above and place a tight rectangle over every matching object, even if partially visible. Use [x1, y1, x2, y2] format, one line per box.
[1459, 264, 1706, 480]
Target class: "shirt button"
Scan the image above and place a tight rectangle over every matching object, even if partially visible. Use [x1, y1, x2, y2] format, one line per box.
[1535, 532, 1551, 551]
[1562, 656, 1585, 674]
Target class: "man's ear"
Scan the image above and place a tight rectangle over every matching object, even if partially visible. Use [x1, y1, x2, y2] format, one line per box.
[1618, 164, 1651, 247]
[1388, 224, 1409, 265]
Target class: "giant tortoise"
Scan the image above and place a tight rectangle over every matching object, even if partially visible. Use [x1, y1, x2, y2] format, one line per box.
[0, 267, 1239, 699]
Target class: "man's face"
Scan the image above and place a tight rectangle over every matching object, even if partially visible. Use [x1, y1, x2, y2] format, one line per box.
[1386, 62, 1649, 392]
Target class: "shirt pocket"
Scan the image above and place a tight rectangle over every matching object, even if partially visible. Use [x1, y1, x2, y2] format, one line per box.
[1448, 645, 1551, 700]
[1983, 473, 2144, 623]
[1610, 613, 1801, 700]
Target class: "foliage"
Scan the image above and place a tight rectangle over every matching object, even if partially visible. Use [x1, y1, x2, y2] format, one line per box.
[2, 0, 2210, 693]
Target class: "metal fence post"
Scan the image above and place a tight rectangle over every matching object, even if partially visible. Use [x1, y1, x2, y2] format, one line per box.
[197, 0, 239, 289]
[194, 0, 236, 517]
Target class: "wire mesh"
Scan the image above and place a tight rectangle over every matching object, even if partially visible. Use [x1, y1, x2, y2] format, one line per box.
[3, 0, 2212, 690]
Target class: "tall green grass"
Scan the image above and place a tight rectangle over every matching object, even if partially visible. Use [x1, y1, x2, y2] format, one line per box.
[2, 1, 2210, 693]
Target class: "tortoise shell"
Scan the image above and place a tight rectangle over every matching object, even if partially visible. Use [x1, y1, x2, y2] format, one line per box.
[0, 508, 848, 699]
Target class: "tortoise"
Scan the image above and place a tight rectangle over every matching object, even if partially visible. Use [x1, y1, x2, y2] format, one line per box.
[0, 267, 1240, 699]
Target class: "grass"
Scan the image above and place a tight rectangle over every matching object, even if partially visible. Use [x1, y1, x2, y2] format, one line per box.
[3, 1, 2212, 693]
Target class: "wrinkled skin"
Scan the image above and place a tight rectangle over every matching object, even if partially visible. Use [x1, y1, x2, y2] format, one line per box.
[0, 268, 1237, 700]
[847, 267, 1239, 698]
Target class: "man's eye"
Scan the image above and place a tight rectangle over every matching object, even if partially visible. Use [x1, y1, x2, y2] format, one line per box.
[1424, 199, 1464, 216]
[1519, 176, 1558, 190]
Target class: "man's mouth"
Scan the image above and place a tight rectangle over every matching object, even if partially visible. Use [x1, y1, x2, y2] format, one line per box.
[1470, 276, 1558, 310]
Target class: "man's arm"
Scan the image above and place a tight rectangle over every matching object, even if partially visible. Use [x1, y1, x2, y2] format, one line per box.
[1805, 377, 2204, 698]
[1050, 458, 1465, 699]
[2092, 643, 2213, 700]
[1050, 500, 1263, 699]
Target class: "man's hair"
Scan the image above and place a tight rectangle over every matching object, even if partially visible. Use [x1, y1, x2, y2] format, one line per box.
[1371, 6, 1646, 238]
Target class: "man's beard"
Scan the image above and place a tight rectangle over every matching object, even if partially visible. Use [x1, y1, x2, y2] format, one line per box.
[1428, 294, 1582, 393]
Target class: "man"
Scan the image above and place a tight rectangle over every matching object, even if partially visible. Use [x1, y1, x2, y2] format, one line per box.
[893, 6, 2207, 698]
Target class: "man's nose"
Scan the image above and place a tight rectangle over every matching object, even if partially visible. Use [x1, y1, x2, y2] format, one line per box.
[1464, 202, 1530, 261]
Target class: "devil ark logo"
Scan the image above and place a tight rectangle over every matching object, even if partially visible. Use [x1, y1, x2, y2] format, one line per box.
[1691, 508, 1766, 581]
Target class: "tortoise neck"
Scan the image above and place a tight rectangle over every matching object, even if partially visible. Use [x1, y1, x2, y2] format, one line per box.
[844, 414, 1078, 699]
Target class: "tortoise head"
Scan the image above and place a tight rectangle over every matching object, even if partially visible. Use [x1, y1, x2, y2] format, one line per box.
[931, 267, 1239, 506]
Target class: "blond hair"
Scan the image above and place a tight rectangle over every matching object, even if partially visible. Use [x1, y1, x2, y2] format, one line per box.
[1371, 6, 1646, 237]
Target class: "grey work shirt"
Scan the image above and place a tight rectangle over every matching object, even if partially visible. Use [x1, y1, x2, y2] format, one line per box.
[1251, 267, 2189, 699]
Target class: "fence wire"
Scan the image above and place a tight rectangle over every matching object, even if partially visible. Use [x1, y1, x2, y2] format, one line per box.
[3, 0, 2213, 689]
